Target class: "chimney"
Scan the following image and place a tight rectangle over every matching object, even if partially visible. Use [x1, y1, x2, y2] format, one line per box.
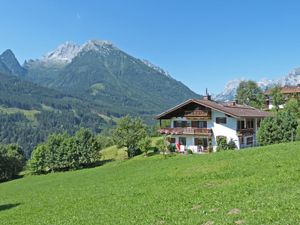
[203, 88, 211, 101]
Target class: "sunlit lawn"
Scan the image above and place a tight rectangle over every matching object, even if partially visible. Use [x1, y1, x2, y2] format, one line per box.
[1, 142, 300, 224]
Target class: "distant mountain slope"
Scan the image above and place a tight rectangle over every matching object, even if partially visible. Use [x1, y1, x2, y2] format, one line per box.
[0, 72, 112, 157]
[214, 67, 300, 101]
[0, 49, 26, 76]
[24, 40, 201, 118]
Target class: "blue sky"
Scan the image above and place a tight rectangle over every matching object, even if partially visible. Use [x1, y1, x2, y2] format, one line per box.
[1, 0, 300, 94]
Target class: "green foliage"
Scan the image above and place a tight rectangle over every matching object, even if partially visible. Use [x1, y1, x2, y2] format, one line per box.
[285, 98, 300, 118]
[95, 134, 114, 149]
[296, 122, 300, 141]
[186, 149, 193, 154]
[227, 139, 237, 150]
[112, 116, 147, 158]
[2, 142, 300, 224]
[216, 136, 228, 151]
[138, 136, 152, 156]
[257, 110, 298, 145]
[236, 80, 264, 108]
[0, 144, 25, 182]
[216, 137, 236, 151]
[25, 45, 200, 124]
[269, 86, 285, 111]
[0, 72, 113, 158]
[155, 137, 170, 158]
[28, 128, 102, 174]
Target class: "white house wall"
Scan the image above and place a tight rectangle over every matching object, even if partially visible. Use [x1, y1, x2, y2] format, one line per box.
[170, 111, 240, 150]
[210, 110, 239, 149]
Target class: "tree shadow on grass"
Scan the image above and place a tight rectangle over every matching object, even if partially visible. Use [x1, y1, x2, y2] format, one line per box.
[0, 203, 21, 212]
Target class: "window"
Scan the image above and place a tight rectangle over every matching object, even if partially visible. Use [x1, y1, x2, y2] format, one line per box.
[191, 121, 199, 128]
[246, 136, 253, 145]
[191, 121, 207, 128]
[194, 138, 208, 147]
[246, 119, 254, 129]
[216, 117, 227, 124]
[199, 121, 207, 128]
[237, 120, 245, 130]
[239, 137, 244, 145]
[179, 137, 186, 145]
[173, 121, 190, 128]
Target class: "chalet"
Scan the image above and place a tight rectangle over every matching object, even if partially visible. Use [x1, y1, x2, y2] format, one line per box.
[265, 85, 300, 109]
[156, 95, 269, 153]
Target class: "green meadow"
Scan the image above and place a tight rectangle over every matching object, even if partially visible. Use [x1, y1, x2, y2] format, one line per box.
[1, 142, 300, 225]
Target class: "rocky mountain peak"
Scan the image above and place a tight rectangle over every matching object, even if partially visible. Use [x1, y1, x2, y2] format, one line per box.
[0, 49, 26, 76]
[42, 42, 80, 63]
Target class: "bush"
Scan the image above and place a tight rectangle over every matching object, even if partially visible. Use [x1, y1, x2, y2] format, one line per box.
[216, 137, 236, 151]
[257, 110, 298, 145]
[113, 116, 147, 158]
[0, 144, 25, 182]
[187, 149, 193, 154]
[296, 122, 300, 141]
[156, 138, 169, 158]
[227, 139, 237, 150]
[216, 136, 228, 151]
[138, 136, 152, 156]
[28, 128, 102, 174]
[168, 144, 176, 153]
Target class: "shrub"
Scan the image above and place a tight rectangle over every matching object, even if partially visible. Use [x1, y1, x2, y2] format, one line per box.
[216, 136, 228, 151]
[138, 136, 152, 156]
[187, 149, 193, 154]
[168, 144, 176, 153]
[257, 110, 298, 145]
[156, 138, 169, 158]
[227, 139, 237, 150]
[113, 116, 147, 158]
[296, 122, 300, 141]
[28, 128, 102, 174]
[0, 144, 25, 182]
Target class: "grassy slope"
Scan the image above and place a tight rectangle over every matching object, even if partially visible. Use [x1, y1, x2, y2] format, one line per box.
[1, 142, 300, 225]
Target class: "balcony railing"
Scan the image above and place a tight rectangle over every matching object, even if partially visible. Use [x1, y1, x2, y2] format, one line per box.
[184, 110, 211, 118]
[158, 127, 213, 136]
[237, 128, 255, 136]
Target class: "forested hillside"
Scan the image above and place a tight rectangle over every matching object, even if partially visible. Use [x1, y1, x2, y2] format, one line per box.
[0, 72, 113, 157]
[25, 40, 201, 119]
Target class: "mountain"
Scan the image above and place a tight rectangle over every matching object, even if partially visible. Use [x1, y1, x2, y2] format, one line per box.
[214, 67, 300, 101]
[41, 42, 81, 63]
[24, 40, 200, 120]
[0, 49, 27, 76]
[0, 71, 113, 158]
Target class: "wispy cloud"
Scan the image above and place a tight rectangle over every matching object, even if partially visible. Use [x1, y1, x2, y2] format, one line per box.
[76, 13, 81, 20]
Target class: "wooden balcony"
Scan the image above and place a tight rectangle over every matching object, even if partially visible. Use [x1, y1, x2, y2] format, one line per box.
[184, 110, 211, 118]
[158, 127, 213, 136]
[237, 128, 255, 136]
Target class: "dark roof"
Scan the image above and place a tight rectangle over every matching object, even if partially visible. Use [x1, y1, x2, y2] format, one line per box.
[156, 99, 270, 119]
[265, 86, 300, 95]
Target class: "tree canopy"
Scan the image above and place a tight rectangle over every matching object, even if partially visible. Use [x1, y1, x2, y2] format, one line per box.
[236, 80, 265, 108]
[0, 144, 25, 182]
[113, 116, 147, 158]
[29, 128, 102, 174]
[257, 110, 298, 145]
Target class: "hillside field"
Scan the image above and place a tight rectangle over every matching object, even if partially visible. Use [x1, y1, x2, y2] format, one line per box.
[1, 142, 300, 224]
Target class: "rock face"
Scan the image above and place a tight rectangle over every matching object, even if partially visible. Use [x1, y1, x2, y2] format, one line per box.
[0, 49, 27, 76]
[41, 42, 81, 63]
[24, 40, 201, 119]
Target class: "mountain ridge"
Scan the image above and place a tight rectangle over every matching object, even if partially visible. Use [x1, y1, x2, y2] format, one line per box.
[214, 67, 300, 101]
[23, 39, 201, 119]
